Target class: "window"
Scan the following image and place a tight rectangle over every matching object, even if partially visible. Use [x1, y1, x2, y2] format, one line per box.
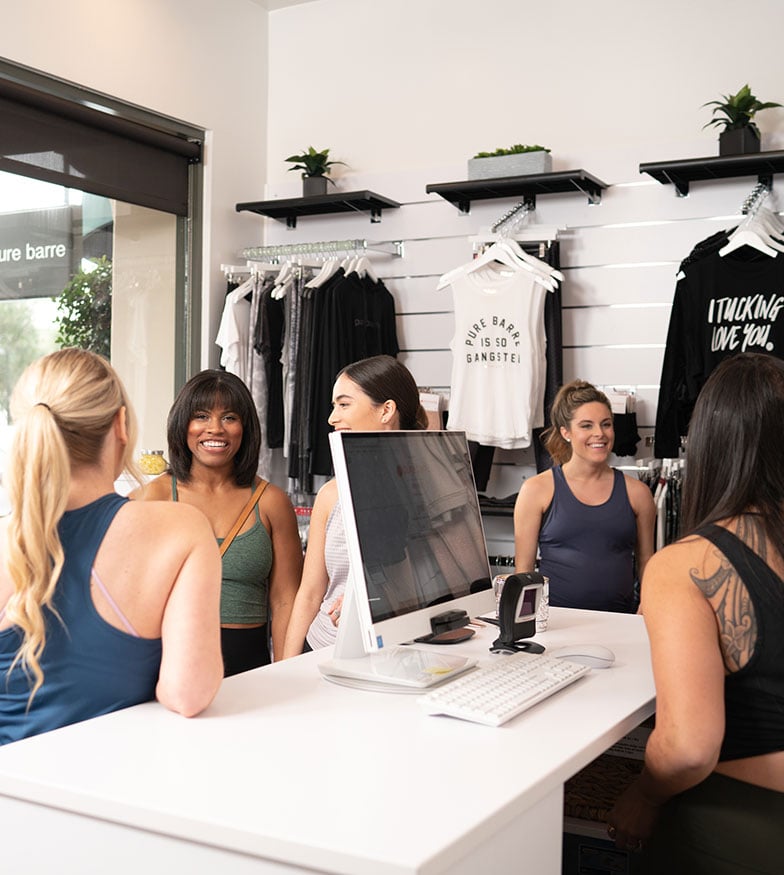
[0, 61, 204, 502]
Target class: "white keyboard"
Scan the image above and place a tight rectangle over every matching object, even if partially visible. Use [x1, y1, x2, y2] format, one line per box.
[418, 651, 591, 726]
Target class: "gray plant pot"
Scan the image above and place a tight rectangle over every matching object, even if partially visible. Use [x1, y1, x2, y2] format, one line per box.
[718, 127, 761, 156]
[302, 175, 328, 197]
[467, 151, 552, 180]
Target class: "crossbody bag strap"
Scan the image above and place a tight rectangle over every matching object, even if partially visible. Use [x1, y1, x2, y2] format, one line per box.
[219, 479, 269, 558]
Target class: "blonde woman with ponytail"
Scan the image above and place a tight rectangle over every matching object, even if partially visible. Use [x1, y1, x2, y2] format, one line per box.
[0, 349, 223, 745]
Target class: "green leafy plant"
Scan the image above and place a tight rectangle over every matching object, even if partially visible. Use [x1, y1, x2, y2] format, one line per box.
[53, 255, 112, 359]
[473, 144, 551, 159]
[284, 146, 346, 179]
[702, 84, 782, 134]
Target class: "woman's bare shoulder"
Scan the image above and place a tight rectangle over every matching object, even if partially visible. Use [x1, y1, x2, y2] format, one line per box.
[259, 479, 294, 509]
[316, 478, 339, 503]
[516, 470, 555, 503]
[129, 474, 173, 501]
[311, 478, 339, 520]
[623, 473, 655, 499]
[645, 533, 715, 583]
[121, 495, 208, 530]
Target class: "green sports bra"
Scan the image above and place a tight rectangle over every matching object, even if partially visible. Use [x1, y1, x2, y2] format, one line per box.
[171, 476, 273, 625]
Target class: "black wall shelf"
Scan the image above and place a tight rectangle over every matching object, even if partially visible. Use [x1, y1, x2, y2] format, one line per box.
[425, 169, 608, 214]
[639, 150, 784, 197]
[236, 190, 401, 229]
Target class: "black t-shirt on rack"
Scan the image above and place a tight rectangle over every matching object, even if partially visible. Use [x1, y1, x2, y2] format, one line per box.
[655, 248, 784, 458]
[308, 272, 400, 476]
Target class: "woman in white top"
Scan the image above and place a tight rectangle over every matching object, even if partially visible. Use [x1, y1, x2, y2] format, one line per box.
[282, 356, 427, 656]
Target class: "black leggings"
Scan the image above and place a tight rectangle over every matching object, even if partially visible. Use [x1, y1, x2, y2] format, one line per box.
[640, 772, 784, 875]
[220, 624, 270, 677]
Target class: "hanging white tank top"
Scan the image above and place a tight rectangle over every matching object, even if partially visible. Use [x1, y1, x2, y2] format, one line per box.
[446, 264, 549, 449]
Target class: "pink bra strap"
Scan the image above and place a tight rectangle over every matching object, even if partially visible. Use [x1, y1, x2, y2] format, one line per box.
[91, 568, 140, 637]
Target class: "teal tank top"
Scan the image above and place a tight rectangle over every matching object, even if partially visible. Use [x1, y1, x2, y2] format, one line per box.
[172, 476, 273, 625]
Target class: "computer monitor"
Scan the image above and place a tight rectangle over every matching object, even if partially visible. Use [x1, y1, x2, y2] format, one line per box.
[320, 430, 494, 688]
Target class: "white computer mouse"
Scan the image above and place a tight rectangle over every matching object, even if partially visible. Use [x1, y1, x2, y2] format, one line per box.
[548, 644, 615, 669]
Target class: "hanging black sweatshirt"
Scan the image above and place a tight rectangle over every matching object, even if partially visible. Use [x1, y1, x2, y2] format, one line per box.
[655, 247, 784, 458]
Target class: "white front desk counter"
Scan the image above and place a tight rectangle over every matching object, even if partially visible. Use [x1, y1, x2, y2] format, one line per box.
[0, 608, 654, 875]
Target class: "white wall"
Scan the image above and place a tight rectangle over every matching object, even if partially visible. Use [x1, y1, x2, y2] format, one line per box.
[0, 0, 271, 368]
[266, 0, 784, 180]
[1, 0, 782, 549]
[260, 0, 784, 554]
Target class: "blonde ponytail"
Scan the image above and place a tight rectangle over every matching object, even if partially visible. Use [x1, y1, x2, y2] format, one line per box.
[3, 349, 137, 698]
[5, 404, 69, 694]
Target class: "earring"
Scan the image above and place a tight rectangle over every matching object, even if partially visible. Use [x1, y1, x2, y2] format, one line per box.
[565, 438, 571, 443]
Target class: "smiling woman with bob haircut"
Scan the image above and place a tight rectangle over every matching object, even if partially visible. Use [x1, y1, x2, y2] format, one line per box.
[133, 370, 303, 675]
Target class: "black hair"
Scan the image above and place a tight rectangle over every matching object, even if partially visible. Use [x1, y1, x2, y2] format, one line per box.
[338, 355, 428, 430]
[167, 369, 261, 486]
[681, 353, 784, 559]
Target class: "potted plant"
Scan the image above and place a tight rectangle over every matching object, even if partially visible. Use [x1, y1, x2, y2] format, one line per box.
[702, 84, 782, 156]
[468, 144, 552, 180]
[285, 146, 345, 196]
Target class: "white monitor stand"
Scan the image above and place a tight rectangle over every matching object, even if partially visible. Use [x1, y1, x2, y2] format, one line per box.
[317, 430, 494, 693]
[318, 570, 479, 692]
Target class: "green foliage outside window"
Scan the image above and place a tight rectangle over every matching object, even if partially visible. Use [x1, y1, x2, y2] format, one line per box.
[0, 302, 49, 422]
[54, 256, 112, 359]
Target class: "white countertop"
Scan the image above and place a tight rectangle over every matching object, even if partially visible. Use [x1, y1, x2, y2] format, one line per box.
[0, 608, 655, 874]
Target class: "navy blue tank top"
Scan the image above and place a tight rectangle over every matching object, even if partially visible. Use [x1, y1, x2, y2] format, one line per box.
[696, 524, 784, 761]
[538, 466, 637, 612]
[0, 494, 162, 745]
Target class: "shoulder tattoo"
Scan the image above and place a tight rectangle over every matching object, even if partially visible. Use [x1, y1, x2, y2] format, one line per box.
[689, 546, 757, 673]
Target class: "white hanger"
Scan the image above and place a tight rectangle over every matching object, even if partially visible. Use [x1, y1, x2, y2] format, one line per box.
[748, 205, 784, 245]
[353, 255, 378, 282]
[719, 230, 779, 257]
[499, 237, 565, 283]
[437, 240, 559, 291]
[271, 259, 296, 299]
[719, 191, 784, 257]
[305, 257, 341, 289]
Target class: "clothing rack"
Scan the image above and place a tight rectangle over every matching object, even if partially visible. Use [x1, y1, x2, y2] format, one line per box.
[220, 263, 253, 282]
[741, 181, 772, 216]
[240, 238, 403, 261]
[470, 226, 564, 250]
[491, 200, 533, 235]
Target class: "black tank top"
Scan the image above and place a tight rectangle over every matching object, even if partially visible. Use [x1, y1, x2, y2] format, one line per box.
[697, 523, 784, 761]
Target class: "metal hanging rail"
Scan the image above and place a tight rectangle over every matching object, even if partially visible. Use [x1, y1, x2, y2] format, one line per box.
[240, 238, 403, 260]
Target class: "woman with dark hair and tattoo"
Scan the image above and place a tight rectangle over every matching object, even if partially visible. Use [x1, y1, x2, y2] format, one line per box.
[608, 353, 784, 873]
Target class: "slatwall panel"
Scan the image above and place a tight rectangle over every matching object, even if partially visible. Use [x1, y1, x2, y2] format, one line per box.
[241, 163, 764, 554]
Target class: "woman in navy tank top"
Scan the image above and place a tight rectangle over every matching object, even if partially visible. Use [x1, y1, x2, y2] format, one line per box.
[0, 349, 223, 745]
[513, 380, 655, 612]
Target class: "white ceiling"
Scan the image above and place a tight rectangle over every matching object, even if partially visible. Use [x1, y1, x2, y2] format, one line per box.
[252, 0, 317, 10]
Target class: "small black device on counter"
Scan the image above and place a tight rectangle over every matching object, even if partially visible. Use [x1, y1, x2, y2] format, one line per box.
[491, 573, 545, 654]
[414, 609, 474, 645]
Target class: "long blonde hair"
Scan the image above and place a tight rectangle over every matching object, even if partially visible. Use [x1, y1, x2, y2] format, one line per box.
[4, 349, 138, 696]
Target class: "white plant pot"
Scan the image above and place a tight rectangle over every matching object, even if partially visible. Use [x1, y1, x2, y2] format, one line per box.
[467, 151, 552, 180]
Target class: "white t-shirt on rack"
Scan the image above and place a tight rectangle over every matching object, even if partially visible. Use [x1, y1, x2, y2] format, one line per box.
[446, 264, 549, 449]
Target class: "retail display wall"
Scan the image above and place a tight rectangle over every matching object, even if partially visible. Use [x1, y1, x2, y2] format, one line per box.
[244, 159, 766, 553]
